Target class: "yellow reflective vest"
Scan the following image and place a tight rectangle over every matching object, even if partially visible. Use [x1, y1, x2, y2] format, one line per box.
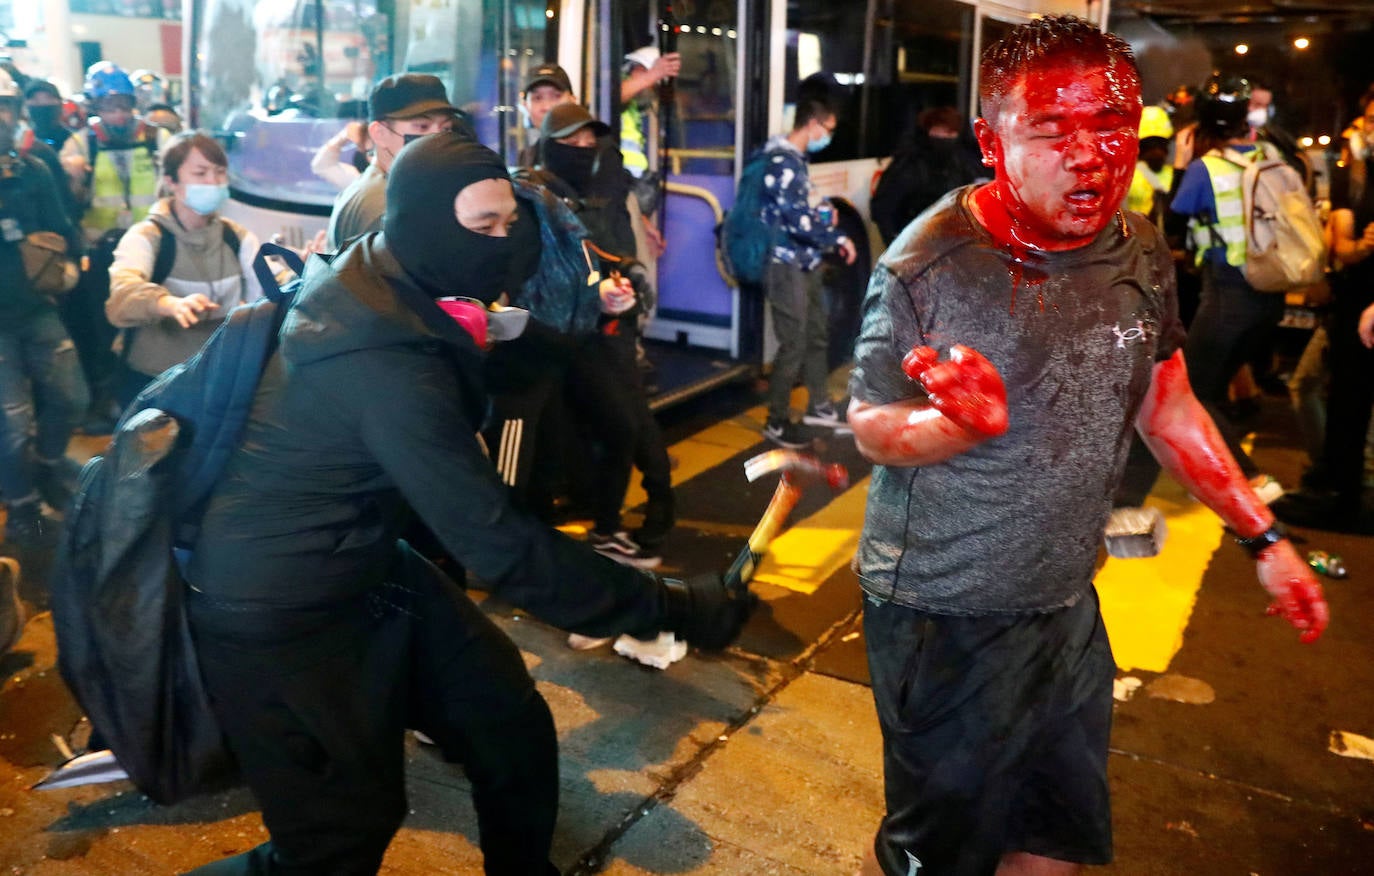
[82, 119, 159, 242]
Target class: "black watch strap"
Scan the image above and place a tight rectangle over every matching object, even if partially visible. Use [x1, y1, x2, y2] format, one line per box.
[1235, 523, 1287, 557]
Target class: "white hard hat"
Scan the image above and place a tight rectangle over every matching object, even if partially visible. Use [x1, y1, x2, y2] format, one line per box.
[0, 69, 19, 100]
[625, 46, 659, 70]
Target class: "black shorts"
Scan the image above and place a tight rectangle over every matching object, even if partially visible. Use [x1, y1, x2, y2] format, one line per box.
[864, 588, 1115, 876]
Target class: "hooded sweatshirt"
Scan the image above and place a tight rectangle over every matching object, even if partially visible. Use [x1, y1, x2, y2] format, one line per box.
[186, 235, 667, 637]
[107, 197, 263, 376]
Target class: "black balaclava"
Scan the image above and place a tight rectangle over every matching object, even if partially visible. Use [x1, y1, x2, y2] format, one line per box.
[28, 105, 63, 141]
[384, 131, 514, 303]
[542, 140, 598, 195]
[504, 196, 543, 294]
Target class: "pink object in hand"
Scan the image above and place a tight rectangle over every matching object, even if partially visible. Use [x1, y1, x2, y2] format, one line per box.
[435, 297, 487, 347]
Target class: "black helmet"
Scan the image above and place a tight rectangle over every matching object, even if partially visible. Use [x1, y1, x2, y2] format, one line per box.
[1197, 73, 1252, 140]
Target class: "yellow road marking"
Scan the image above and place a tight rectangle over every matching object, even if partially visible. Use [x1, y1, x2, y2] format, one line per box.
[622, 406, 769, 508]
[1095, 474, 1222, 673]
[752, 476, 870, 595]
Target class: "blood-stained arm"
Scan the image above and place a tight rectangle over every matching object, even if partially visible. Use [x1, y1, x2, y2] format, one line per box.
[1136, 350, 1328, 643]
[849, 344, 1009, 467]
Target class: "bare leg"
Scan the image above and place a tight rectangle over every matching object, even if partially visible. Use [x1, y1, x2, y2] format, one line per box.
[996, 851, 1082, 876]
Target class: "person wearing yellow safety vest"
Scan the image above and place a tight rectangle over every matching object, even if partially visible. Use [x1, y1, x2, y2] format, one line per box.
[620, 47, 677, 179]
[82, 62, 159, 242]
[70, 61, 161, 433]
[1126, 105, 1173, 230]
[620, 46, 677, 260]
[1167, 74, 1287, 504]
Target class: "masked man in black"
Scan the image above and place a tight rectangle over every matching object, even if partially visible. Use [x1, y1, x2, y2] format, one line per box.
[182, 133, 752, 876]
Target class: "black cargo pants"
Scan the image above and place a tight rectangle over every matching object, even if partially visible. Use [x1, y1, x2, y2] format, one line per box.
[185, 541, 560, 876]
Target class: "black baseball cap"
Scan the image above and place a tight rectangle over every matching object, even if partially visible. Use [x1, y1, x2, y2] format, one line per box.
[541, 102, 610, 140]
[24, 79, 61, 102]
[369, 73, 460, 122]
[524, 63, 573, 95]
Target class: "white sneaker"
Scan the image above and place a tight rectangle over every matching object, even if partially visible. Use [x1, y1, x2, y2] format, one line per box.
[613, 632, 688, 669]
[567, 633, 614, 651]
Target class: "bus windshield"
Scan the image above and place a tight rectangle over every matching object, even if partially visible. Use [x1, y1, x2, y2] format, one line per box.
[192, 0, 550, 211]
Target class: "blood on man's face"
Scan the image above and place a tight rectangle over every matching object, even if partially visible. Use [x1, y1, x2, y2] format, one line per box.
[975, 59, 1141, 251]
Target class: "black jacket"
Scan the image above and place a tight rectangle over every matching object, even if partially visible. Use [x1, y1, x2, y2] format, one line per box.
[0, 151, 81, 322]
[186, 234, 668, 638]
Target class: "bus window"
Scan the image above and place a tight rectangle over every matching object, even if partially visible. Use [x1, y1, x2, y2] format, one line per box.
[661, 22, 738, 175]
[786, 0, 975, 161]
[190, 0, 552, 215]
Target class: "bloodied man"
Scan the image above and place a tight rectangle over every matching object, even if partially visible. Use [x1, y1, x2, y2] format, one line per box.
[847, 16, 1327, 876]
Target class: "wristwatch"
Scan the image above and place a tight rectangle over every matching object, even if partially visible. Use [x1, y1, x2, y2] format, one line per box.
[1234, 523, 1287, 557]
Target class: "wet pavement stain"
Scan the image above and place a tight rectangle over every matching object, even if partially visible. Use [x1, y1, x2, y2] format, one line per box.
[1145, 674, 1216, 704]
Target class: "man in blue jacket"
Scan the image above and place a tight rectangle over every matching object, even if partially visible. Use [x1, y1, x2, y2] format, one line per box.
[756, 85, 857, 447]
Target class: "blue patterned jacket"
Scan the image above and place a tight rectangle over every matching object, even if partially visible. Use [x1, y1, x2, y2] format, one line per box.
[758, 135, 847, 271]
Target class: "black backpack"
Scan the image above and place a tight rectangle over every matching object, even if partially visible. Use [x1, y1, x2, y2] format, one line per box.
[50, 243, 306, 804]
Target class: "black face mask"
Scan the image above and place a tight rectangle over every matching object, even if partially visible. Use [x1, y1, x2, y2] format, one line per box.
[504, 198, 543, 294]
[543, 141, 598, 194]
[384, 132, 517, 304]
[28, 105, 62, 137]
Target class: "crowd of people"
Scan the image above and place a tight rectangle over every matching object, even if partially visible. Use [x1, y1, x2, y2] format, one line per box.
[0, 13, 1365, 875]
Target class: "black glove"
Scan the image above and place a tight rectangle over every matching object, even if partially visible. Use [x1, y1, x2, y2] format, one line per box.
[661, 573, 757, 651]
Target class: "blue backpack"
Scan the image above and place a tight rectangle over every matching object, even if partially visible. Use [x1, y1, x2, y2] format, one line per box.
[50, 243, 306, 804]
[718, 147, 778, 285]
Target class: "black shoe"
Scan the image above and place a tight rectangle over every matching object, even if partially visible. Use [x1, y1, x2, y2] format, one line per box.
[589, 530, 663, 570]
[801, 401, 852, 434]
[1272, 491, 1370, 534]
[763, 419, 811, 449]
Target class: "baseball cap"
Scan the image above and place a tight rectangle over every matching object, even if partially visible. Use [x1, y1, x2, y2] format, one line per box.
[541, 102, 611, 140]
[369, 73, 460, 122]
[24, 79, 62, 102]
[524, 63, 573, 95]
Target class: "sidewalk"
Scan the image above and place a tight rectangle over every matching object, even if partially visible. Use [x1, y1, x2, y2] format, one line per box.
[0, 597, 884, 875]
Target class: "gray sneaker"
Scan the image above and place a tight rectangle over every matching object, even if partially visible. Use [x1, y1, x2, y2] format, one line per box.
[0, 557, 25, 655]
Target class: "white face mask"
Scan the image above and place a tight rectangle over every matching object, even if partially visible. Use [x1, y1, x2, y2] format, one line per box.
[1247, 107, 1271, 130]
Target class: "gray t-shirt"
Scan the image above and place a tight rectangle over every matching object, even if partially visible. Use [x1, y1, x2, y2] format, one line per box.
[849, 187, 1185, 614]
[327, 162, 387, 250]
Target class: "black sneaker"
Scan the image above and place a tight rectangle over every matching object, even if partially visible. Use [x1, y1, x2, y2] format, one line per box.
[589, 530, 663, 570]
[0, 557, 25, 655]
[763, 419, 810, 449]
[802, 401, 851, 434]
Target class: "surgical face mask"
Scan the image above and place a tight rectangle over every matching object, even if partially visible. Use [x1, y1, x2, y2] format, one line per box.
[807, 131, 833, 153]
[1246, 107, 1271, 130]
[183, 183, 229, 216]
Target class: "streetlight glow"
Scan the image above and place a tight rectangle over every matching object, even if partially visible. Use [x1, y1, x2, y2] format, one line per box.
[1318, 135, 1331, 146]
[1299, 136, 1314, 148]
[1235, 44, 1249, 55]
[1293, 37, 1310, 50]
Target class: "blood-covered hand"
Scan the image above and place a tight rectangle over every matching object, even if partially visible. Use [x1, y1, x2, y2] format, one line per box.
[1256, 540, 1329, 644]
[599, 276, 636, 315]
[900, 345, 1009, 438]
